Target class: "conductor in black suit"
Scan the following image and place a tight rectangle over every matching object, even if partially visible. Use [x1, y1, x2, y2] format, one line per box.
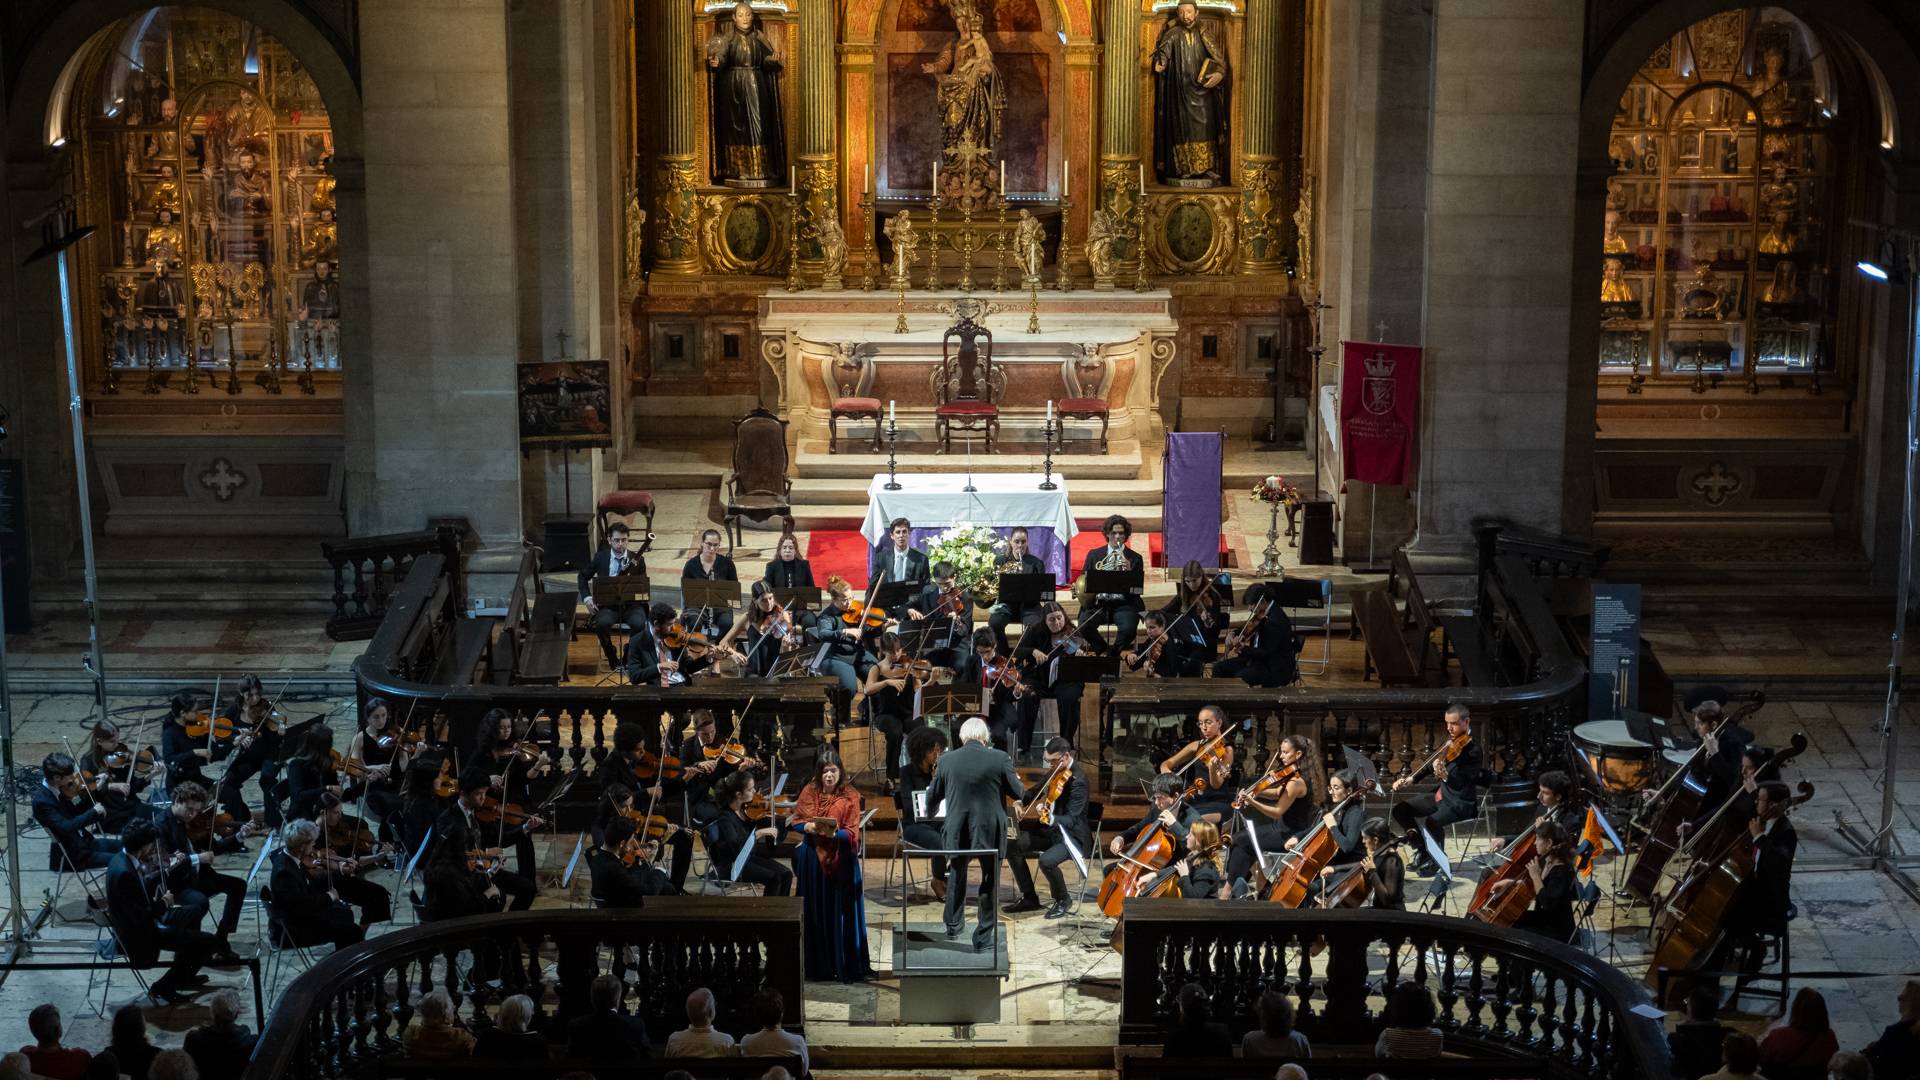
[1213, 582, 1299, 687]
[871, 517, 930, 587]
[924, 716, 1025, 951]
[580, 522, 647, 670]
[763, 534, 815, 589]
[1079, 514, 1145, 653]
[986, 527, 1049, 651]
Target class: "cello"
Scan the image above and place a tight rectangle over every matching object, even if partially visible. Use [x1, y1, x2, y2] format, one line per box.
[1465, 825, 1540, 926]
[1318, 836, 1409, 909]
[1644, 731, 1805, 912]
[1262, 778, 1377, 907]
[1623, 694, 1765, 901]
[1096, 802, 1185, 918]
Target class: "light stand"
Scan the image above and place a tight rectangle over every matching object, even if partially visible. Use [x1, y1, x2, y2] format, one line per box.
[883, 415, 903, 491]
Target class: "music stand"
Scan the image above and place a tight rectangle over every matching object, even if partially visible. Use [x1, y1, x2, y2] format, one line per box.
[768, 649, 818, 680]
[771, 586, 822, 613]
[592, 574, 651, 607]
[1621, 708, 1669, 751]
[921, 685, 982, 720]
[871, 580, 921, 609]
[996, 572, 1055, 613]
[1083, 568, 1145, 601]
[1057, 655, 1120, 683]
[680, 579, 742, 624]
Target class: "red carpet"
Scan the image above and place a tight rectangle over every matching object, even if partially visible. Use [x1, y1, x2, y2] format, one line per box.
[806, 530, 1235, 589]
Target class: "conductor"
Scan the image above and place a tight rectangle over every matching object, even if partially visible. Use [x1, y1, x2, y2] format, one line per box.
[924, 716, 1025, 952]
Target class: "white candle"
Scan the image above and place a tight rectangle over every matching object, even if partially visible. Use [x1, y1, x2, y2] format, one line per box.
[790, 166, 797, 195]
[1138, 162, 1146, 195]
[1047, 399, 1054, 426]
[1000, 160, 1007, 193]
[933, 161, 940, 193]
[865, 163, 872, 194]
[888, 399, 896, 426]
[1063, 159, 1069, 196]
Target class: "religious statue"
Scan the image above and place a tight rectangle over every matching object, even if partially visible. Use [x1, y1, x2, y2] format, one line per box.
[1152, 0, 1229, 185]
[1761, 259, 1802, 305]
[301, 260, 340, 322]
[817, 214, 848, 286]
[303, 206, 338, 266]
[1087, 207, 1121, 281]
[1292, 176, 1315, 282]
[145, 164, 181, 215]
[923, 1, 1004, 203]
[1602, 210, 1629, 254]
[624, 190, 647, 286]
[220, 147, 273, 266]
[1760, 207, 1797, 255]
[884, 211, 919, 285]
[1014, 209, 1045, 281]
[1600, 260, 1636, 304]
[706, 1, 785, 186]
[143, 208, 186, 268]
[137, 257, 186, 366]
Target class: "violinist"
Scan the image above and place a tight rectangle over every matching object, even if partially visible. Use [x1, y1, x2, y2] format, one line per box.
[1390, 704, 1485, 876]
[313, 793, 395, 928]
[763, 534, 815, 589]
[283, 726, 363, 822]
[1078, 514, 1144, 653]
[1122, 612, 1193, 679]
[872, 517, 930, 587]
[1159, 705, 1238, 823]
[1223, 733, 1316, 895]
[31, 753, 117, 872]
[608, 722, 694, 891]
[80, 720, 154, 833]
[679, 708, 751, 824]
[812, 575, 870, 702]
[863, 632, 924, 787]
[1110, 774, 1200, 861]
[104, 819, 218, 1006]
[591, 781, 636, 850]
[681, 528, 738, 637]
[716, 581, 788, 678]
[1508, 820, 1577, 944]
[986, 527, 1047, 652]
[476, 708, 551, 879]
[1488, 769, 1583, 854]
[897, 726, 951, 898]
[1006, 738, 1090, 919]
[1013, 602, 1087, 751]
[1157, 560, 1229, 664]
[581, 521, 649, 671]
[1173, 820, 1227, 899]
[955, 629, 1026, 753]
[215, 674, 287, 829]
[154, 782, 248, 950]
[267, 819, 371, 950]
[1213, 581, 1299, 688]
[434, 768, 536, 912]
[396, 757, 450, 863]
[345, 696, 408, 841]
[906, 561, 973, 666]
[161, 690, 229, 789]
[709, 771, 793, 896]
[420, 826, 505, 923]
[625, 602, 712, 687]
[588, 815, 670, 907]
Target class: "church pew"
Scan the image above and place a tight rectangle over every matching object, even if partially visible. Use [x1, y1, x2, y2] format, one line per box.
[1440, 613, 1501, 687]
[1353, 587, 1423, 687]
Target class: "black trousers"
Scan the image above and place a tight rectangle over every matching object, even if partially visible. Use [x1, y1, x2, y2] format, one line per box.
[1213, 656, 1296, 687]
[149, 909, 218, 995]
[943, 840, 1003, 949]
[733, 846, 793, 896]
[335, 874, 393, 926]
[178, 864, 247, 939]
[1017, 688, 1083, 757]
[282, 897, 364, 950]
[1081, 602, 1141, 653]
[592, 603, 649, 664]
[1226, 818, 1297, 892]
[1008, 825, 1078, 906]
[491, 868, 537, 912]
[987, 604, 1042, 652]
[217, 733, 284, 826]
[1392, 793, 1477, 862]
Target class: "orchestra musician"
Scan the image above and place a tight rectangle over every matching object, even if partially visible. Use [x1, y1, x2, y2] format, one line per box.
[1111, 774, 1201, 860]
[872, 517, 931, 587]
[105, 819, 220, 1006]
[624, 602, 711, 687]
[1682, 701, 1754, 831]
[607, 722, 696, 891]
[986, 526, 1048, 652]
[435, 768, 537, 912]
[1692, 746, 1772, 844]
[79, 720, 154, 834]
[955, 629, 1026, 754]
[420, 825, 505, 923]
[1704, 779, 1798, 994]
[1488, 769, 1583, 853]
[283, 726, 363, 822]
[1174, 820, 1227, 899]
[1078, 514, 1145, 653]
[154, 782, 249, 951]
[708, 770, 793, 896]
[1006, 737, 1091, 918]
[161, 690, 229, 790]
[345, 697, 408, 842]
[1337, 819, 1406, 909]
[763, 534, 815, 589]
[1013, 602, 1087, 752]
[1122, 611, 1196, 678]
[682, 528, 739, 637]
[863, 632, 924, 787]
[1159, 706, 1238, 824]
[925, 716, 1025, 952]
[267, 818, 375, 949]
[314, 792, 396, 927]
[1223, 733, 1316, 896]
[1213, 581, 1299, 688]
[680, 708, 754, 825]
[32, 752, 118, 872]
[897, 725, 950, 898]
[1289, 766, 1369, 904]
[581, 522, 648, 671]
[215, 674, 288, 828]
[1390, 704, 1486, 876]
[812, 575, 871, 719]
[907, 561, 973, 667]
[1509, 820, 1578, 944]
[716, 582, 791, 679]
[588, 814, 672, 907]
[396, 758, 448, 867]
[476, 708, 551, 879]
[1157, 560, 1229, 665]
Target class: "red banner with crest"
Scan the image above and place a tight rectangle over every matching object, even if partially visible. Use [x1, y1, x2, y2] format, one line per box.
[1338, 340, 1422, 486]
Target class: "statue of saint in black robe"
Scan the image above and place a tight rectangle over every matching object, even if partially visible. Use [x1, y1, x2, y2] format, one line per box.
[1151, 3, 1229, 184]
[706, 3, 786, 186]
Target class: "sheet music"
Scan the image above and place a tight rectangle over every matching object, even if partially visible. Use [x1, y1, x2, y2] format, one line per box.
[912, 790, 947, 819]
[1059, 826, 1088, 878]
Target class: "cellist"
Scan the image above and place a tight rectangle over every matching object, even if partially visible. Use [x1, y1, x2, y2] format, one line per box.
[1703, 779, 1798, 993]
[1486, 769, 1583, 854]
[1109, 775, 1201, 862]
[1509, 821, 1578, 943]
[1159, 706, 1237, 823]
[1390, 704, 1485, 876]
[1224, 733, 1316, 896]
[1680, 701, 1753, 831]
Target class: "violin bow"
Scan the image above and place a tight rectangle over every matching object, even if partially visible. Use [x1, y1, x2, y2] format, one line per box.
[203, 674, 224, 753]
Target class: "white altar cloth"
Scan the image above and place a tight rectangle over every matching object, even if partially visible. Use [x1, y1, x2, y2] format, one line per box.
[858, 473, 1077, 546]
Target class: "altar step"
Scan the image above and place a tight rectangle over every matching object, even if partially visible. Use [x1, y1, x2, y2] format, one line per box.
[33, 536, 337, 617]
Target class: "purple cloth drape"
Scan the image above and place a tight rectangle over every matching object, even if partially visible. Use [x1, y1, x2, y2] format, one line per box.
[1164, 432, 1223, 569]
[869, 526, 1070, 586]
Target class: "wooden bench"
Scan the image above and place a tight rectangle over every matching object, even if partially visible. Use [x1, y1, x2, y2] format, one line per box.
[1353, 587, 1423, 687]
[1440, 613, 1500, 688]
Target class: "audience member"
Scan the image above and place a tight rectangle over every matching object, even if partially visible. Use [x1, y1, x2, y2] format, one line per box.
[1374, 983, 1443, 1058]
[146, 1051, 198, 1080]
[0, 1052, 42, 1080]
[1759, 988, 1839, 1080]
[1865, 982, 1920, 1080]
[1162, 982, 1231, 1059]
[1275, 1066, 1310, 1080]
[472, 995, 549, 1062]
[1241, 988, 1312, 1060]
[20, 1005, 89, 1080]
[662, 1072, 695, 1080]
[401, 991, 475, 1059]
[1669, 987, 1732, 1080]
[182, 990, 256, 1080]
[1826, 1050, 1873, 1080]
[738, 988, 807, 1076]
[107, 1003, 160, 1080]
[761, 1069, 792, 1080]
[565, 975, 651, 1060]
[666, 988, 737, 1058]
[1701, 1033, 1763, 1079]
[80, 1054, 118, 1080]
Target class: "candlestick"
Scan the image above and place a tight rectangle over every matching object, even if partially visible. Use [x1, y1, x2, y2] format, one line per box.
[1138, 162, 1145, 196]
[1038, 415, 1057, 491]
[883, 418, 903, 491]
[858, 185, 878, 291]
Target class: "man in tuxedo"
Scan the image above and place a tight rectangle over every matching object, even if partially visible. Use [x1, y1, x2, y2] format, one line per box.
[266, 819, 366, 950]
[589, 816, 673, 906]
[872, 517, 930, 587]
[924, 716, 1025, 951]
[1706, 780, 1798, 999]
[105, 819, 219, 1006]
[1079, 514, 1145, 653]
[1389, 703, 1486, 875]
[1213, 581, 1299, 687]
[435, 770, 537, 911]
[908, 560, 973, 666]
[154, 782, 248, 949]
[1007, 738, 1091, 918]
[987, 527, 1048, 651]
[581, 523, 648, 670]
[624, 603, 710, 687]
[1684, 701, 1753, 831]
[32, 753, 117, 872]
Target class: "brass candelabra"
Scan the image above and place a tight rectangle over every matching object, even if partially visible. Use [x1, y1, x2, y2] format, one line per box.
[924, 191, 945, 292]
[1131, 195, 1151, 292]
[992, 195, 1010, 292]
[785, 189, 804, 292]
[141, 324, 164, 395]
[858, 188, 878, 291]
[298, 324, 318, 395]
[955, 192, 980, 294]
[1055, 186, 1074, 292]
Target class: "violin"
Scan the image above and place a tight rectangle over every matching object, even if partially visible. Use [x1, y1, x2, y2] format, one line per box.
[328, 749, 375, 780]
[981, 660, 1028, 696]
[1222, 596, 1274, 659]
[840, 600, 889, 630]
[465, 849, 506, 874]
[472, 791, 535, 827]
[1020, 761, 1073, 826]
[937, 584, 969, 618]
[432, 758, 459, 799]
[103, 747, 161, 779]
[1121, 636, 1167, 676]
[615, 834, 653, 867]
[620, 804, 679, 841]
[322, 813, 385, 858]
[184, 805, 264, 847]
[660, 624, 715, 657]
[702, 733, 756, 768]
[182, 712, 237, 741]
[1399, 732, 1471, 786]
[378, 727, 427, 753]
[1232, 761, 1300, 809]
[881, 656, 936, 683]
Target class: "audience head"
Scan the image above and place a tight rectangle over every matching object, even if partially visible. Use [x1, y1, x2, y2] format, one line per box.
[83, 1055, 118, 1080]
[1175, 982, 1210, 1029]
[497, 994, 534, 1034]
[148, 1050, 199, 1080]
[110, 1002, 151, 1050]
[207, 988, 241, 1028]
[762, 1069, 793, 1080]
[685, 987, 716, 1026]
[417, 990, 455, 1027]
[1785, 987, 1830, 1034]
[752, 987, 785, 1030]
[27, 1003, 62, 1047]
[1384, 982, 1437, 1029]
[0, 1054, 37, 1080]
[664, 1072, 695, 1080]
[1257, 987, 1296, 1038]
[1275, 1067, 1309, 1080]
[1685, 986, 1719, 1022]
[1901, 980, 1920, 1023]
[1722, 1032, 1760, 1075]
[590, 973, 624, 1011]
[1827, 1050, 1873, 1080]
[960, 716, 992, 746]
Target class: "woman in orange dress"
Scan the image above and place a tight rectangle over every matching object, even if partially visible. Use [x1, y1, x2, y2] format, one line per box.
[788, 750, 874, 981]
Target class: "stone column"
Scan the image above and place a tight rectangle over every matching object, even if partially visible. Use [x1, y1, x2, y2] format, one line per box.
[652, 0, 700, 274]
[1098, 0, 1142, 287]
[796, 0, 838, 270]
[1413, 0, 1583, 550]
[1239, 0, 1286, 272]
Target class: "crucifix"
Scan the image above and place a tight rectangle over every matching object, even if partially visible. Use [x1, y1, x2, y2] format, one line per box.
[1374, 320, 1389, 342]
[555, 329, 571, 359]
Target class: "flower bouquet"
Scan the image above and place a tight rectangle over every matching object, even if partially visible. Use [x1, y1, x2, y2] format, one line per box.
[922, 524, 1008, 605]
[1251, 474, 1301, 506]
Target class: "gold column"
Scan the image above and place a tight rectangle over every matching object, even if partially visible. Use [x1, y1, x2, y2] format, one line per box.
[1239, 0, 1286, 274]
[1098, 0, 1143, 289]
[796, 0, 838, 270]
[652, 0, 700, 274]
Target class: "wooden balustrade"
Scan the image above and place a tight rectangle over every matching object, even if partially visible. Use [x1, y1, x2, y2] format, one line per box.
[322, 527, 466, 641]
[243, 901, 803, 1080]
[1117, 903, 1669, 1080]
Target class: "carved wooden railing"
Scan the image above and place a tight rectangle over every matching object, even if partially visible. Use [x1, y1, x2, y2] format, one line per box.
[1118, 903, 1669, 1080]
[242, 900, 804, 1080]
[321, 527, 466, 641]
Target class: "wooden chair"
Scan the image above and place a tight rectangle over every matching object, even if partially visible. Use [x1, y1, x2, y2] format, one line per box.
[933, 311, 1001, 453]
[828, 342, 882, 453]
[1058, 345, 1109, 452]
[723, 408, 794, 551]
[829, 396, 884, 453]
[596, 490, 656, 554]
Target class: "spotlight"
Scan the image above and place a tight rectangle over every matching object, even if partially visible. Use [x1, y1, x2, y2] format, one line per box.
[1859, 259, 1892, 281]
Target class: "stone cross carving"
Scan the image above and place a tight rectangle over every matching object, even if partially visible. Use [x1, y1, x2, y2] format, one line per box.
[199, 458, 247, 502]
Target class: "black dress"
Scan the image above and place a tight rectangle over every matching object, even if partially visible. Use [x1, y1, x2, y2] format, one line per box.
[1514, 862, 1577, 943]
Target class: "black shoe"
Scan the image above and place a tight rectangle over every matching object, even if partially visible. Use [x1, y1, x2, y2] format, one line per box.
[1044, 901, 1072, 919]
[147, 987, 193, 1007]
[1005, 898, 1045, 914]
[208, 947, 245, 968]
[1411, 858, 1439, 877]
[944, 925, 964, 941]
[184, 973, 213, 987]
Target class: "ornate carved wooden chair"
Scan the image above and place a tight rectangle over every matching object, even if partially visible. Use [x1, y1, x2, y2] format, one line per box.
[932, 314, 1001, 454]
[724, 407, 794, 551]
[827, 343, 883, 454]
[1057, 345, 1110, 453]
[595, 490, 656, 554]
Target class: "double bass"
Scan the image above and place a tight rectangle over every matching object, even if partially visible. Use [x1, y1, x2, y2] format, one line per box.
[1623, 694, 1765, 901]
[1644, 731, 1805, 912]
[1262, 779, 1377, 907]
